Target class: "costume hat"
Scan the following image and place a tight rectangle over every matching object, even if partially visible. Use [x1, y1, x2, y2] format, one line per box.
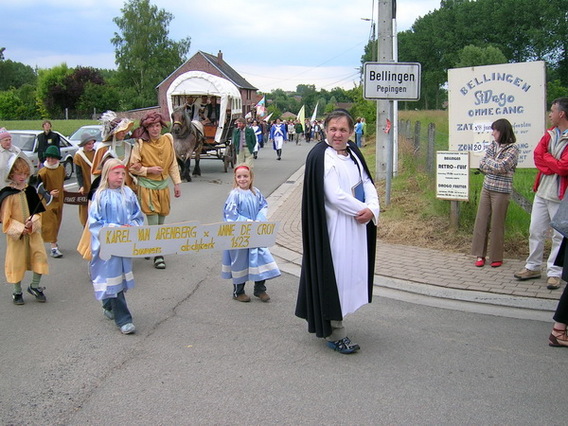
[5, 152, 33, 182]
[99, 110, 134, 142]
[131, 111, 168, 142]
[44, 145, 61, 159]
[0, 127, 11, 140]
[79, 132, 97, 147]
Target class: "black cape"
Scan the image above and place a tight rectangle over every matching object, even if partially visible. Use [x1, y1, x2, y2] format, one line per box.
[0, 185, 46, 220]
[295, 140, 377, 338]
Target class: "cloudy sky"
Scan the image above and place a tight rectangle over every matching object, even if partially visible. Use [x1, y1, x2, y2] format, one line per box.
[1, 0, 441, 92]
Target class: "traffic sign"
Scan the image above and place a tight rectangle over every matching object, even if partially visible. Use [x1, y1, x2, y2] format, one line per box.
[363, 62, 421, 100]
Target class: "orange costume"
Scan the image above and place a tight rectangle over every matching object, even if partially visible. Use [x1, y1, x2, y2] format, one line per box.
[1, 188, 49, 283]
[129, 133, 181, 216]
[73, 148, 95, 226]
[38, 164, 65, 244]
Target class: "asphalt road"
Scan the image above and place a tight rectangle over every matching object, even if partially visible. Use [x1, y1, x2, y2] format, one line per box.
[1, 141, 566, 425]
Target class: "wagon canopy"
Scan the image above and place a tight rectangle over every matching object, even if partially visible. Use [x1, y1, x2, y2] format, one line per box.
[166, 71, 242, 142]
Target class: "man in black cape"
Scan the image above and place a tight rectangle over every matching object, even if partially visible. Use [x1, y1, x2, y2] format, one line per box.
[295, 109, 378, 354]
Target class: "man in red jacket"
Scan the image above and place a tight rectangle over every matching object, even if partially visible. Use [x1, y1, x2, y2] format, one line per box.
[514, 97, 568, 289]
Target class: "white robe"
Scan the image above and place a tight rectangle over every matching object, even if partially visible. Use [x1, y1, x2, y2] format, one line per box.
[323, 147, 380, 316]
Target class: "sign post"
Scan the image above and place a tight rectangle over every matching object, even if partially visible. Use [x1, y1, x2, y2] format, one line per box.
[363, 62, 421, 101]
[436, 151, 470, 230]
[363, 61, 421, 206]
[448, 61, 546, 168]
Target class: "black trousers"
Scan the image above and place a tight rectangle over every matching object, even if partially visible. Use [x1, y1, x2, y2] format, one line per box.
[553, 238, 568, 323]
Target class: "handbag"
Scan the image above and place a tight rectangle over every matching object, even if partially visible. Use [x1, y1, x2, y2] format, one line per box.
[551, 195, 568, 237]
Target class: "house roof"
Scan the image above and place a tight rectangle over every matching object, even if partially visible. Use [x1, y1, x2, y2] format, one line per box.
[199, 51, 257, 91]
[157, 50, 258, 92]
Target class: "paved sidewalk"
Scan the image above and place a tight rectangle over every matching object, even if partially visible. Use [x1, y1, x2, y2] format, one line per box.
[267, 167, 562, 313]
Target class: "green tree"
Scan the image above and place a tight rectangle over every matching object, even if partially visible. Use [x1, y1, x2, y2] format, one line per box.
[349, 86, 376, 130]
[0, 84, 40, 120]
[329, 87, 353, 103]
[77, 81, 122, 117]
[367, 0, 567, 109]
[112, 0, 191, 109]
[268, 89, 291, 114]
[36, 65, 108, 118]
[0, 59, 37, 90]
[324, 96, 338, 114]
[0, 90, 23, 120]
[547, 79, 568, 107]
[453, 45, 508, 68]
[266, 104, 282, 119]
[36, 64, 72, 118]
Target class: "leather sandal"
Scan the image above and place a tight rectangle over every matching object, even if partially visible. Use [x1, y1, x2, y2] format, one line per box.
[153, 256, 166, 269]
[549, 327, 568, 347]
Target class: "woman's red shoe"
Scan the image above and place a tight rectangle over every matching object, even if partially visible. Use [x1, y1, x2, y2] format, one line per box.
[475, 257, 485, 267]
[491, 261, 503, 268]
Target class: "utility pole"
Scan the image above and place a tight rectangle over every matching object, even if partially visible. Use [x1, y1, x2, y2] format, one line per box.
[375, 0, 394, 205]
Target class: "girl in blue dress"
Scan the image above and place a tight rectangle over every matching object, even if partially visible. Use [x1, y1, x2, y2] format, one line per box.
[89, 158, 144, 334]
[221, 164, 280, 302]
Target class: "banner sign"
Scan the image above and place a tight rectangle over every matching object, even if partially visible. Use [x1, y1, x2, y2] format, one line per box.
[436, 151, 470, 201]
[98, 220, 279, 260]
[63, 191, 88, 205]
[448, 61, 546, 168]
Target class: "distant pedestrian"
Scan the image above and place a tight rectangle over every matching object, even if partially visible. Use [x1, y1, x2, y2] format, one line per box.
[261, 120, 270, 148]
[232, 117, 256, 167]
[304, 120, 312, 143]
[354, 118, 363, 148]
[287, 120, 295, 143]
[471, 118, 519, 268]
[294, 120, 304, 145]
[0, 153, 49, 305]
[270, 118, 288, 160]
[89, 158, 144, 335]
[37, 120, 61, 165]
[251, 119, 262, 159]
[295, 109, 379, 354]
[313, 120, 321, 141]
[221, 164, 280, 302]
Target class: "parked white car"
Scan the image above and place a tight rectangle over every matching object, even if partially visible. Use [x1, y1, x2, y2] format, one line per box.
[9, 130, 78, 179]
[69, 124, 103, 149]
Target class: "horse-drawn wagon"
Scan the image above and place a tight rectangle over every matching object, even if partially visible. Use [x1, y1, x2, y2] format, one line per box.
[166, 71, 242, 180]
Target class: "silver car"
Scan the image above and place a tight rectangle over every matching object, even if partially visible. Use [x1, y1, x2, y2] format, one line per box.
[9, 130, 78, 179]
[69, 124, 103, 148]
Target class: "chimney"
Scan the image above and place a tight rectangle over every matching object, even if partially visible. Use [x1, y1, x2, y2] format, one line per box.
[217, 50, 223, 63]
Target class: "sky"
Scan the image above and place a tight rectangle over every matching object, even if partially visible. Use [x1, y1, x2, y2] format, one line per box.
[0, 0, 441, 93]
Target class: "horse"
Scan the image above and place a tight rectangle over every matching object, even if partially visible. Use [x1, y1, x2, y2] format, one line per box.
[170, 104, 205, 182]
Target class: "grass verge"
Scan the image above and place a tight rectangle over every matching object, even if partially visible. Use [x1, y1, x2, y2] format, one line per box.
[361, 110, 534, 259]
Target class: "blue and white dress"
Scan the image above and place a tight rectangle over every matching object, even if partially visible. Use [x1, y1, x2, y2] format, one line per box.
[221, 187, 281, 284]
[89, 187, 144, 300]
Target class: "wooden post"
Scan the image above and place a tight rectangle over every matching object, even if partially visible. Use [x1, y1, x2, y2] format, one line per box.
[427, 122, 435, 174]
[450, 200, 460, 230]
[414, 121, 421, 152]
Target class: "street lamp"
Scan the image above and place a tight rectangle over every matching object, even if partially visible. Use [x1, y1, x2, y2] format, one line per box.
[361, 17, 376, 62]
